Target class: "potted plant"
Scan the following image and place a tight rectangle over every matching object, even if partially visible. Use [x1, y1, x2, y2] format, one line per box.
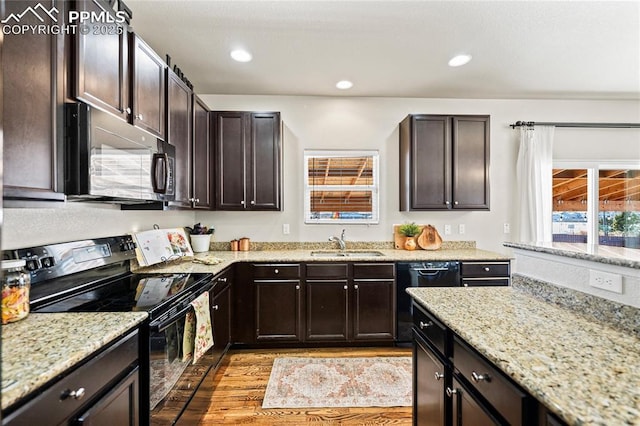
[398, 222, 421, 251]
[185, 223, 214, 253]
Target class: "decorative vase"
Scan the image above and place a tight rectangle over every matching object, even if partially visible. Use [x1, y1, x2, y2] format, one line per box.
[404, 236, 417, 251]
[190, 234, 212, 253]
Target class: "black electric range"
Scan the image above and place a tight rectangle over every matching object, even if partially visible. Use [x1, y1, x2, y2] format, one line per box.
[6, 235, 213, 326]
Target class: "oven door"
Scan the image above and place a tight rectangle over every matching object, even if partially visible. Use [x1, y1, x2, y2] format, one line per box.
[148, 306, 192, 410]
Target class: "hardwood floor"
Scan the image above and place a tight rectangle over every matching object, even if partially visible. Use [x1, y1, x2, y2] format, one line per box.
[177, 347, 413, 425]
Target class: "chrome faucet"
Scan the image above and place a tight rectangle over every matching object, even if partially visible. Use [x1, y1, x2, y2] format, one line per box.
[329, 229, 346, 250]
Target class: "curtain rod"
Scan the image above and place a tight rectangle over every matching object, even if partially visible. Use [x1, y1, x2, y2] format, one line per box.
[509, 121, 640, 129]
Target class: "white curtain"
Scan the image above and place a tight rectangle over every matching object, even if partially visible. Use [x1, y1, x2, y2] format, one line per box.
[516, 125, 555, 242]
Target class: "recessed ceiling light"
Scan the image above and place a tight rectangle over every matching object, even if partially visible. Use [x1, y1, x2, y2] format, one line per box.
[336, 80, 353, 90]
[448, 54, 472, 67]
[230, 49, 252, 62]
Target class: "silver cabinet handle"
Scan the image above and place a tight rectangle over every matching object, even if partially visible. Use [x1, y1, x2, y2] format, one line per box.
[445, 201, 450, 205]
[295, 285, 300, 290]
[125, 107, 131, 114]
[212, 305, 219, 310]
[446, 387, 457, 397]
[354, 284, 359, 290]
[195, 198, 200, 203]
[419, 321, 433, 329]
[344, 285, 348, 290]
[454, 201, 459, 205]
[218, 277, 227, 282]
[471, 371, 491, 383]
[463, 283, 469, 287]
[62, 387, 86, 400]
[484, 267, 490, 272]
[434, 372, 444, 381]
[136, 113, 144, 120]
[274, 269, 279, 274]
[240, 200, 245, 205]
[250, 200, 256, 205]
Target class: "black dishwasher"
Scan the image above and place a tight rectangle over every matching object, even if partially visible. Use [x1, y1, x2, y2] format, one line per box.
[396, 261, 460, 343]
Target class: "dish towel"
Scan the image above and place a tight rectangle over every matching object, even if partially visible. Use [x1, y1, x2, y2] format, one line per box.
[190, 292, 214, 364]
[182, 311, 195, 362]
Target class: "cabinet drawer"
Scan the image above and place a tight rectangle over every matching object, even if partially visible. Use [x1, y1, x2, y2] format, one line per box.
[353, 263, 395, 279]
[461, 262, 510, 278]
[253, 264, 301, 279]
[413, 304, 448, 357]
[453, 336, 533, 425]
[4, 330, 139, 425]
[462, 278, 509, 287]
[306, 263, 348, 279]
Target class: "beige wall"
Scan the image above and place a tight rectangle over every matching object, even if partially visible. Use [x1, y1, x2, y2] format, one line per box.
[4, 96, 639, 253]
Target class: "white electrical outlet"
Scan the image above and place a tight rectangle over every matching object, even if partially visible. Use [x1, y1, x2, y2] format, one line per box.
[282, 224, 290, 235]
[458, 224, 465, 234]
[503, 223, 511, 234]
[589, 269, 623, 294]
[444, 225, 452, 235]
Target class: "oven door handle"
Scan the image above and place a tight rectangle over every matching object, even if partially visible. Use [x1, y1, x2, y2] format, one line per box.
[149, 282, 215, 332]
[413, 268, 450, 275]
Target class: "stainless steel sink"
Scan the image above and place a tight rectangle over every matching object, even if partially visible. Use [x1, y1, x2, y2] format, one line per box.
[310, 250, 385, 257]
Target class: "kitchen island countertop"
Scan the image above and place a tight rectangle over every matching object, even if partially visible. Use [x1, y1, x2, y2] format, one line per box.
[138, 247, 510, 274]
[1, 312, 148, 411]
[408, 286, 640, 425]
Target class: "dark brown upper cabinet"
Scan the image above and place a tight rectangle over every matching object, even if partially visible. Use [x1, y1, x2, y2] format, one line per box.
[74, 1, 165, 139]
[3, 0, 65, 201]
[131, 34, 166, 139]
[213, 111, 282, 211]
[192, 96, 214, 210]
[74, 0, 129, 122]
[399, 114, 490, 211]
[166, 69, 193, 209]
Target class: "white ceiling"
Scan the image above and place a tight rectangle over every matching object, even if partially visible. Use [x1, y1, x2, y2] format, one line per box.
[126, 0, 640, 100]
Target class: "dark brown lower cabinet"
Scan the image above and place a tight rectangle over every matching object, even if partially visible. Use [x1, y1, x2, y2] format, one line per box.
[414, 333, 448, 426]
[210, 272, 232, 363]
[74, 368, 139, 426]
[255, 280, 302, 342]
[450, 377, 500, 426]
[352, 279, 395, 340]
[305, 279, 349, 341]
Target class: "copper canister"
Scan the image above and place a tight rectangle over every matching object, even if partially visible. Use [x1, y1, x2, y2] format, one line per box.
[239, 237, 250, 251]
[230, 240, 239, 251]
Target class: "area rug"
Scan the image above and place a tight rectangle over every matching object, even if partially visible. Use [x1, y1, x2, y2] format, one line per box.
[262, 356, 412, 408]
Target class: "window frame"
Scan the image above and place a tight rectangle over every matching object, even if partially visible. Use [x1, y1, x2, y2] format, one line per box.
[304, 149, 380, 225]
[553, 160, 639, 248]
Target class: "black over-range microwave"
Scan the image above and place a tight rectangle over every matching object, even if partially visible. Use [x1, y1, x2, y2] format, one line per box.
[65, 102, 175, 203]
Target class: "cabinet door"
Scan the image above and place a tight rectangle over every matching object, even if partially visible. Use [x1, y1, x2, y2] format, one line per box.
[3, 0, 64, 201]
[192, 96, 213, 209]
[400, 115, 451, 210]
[75, 0, 129, 121]
[249, 112, 281, 210]
[352, 280, 395, 341]
[452, 116, 490, 209]
[166, 70, 193, 208]
[211, 282, 231, 364]
[451, 378, 500, 426]
[306, 280, 349, 341]
[131, 34, 165, 139]
[255, 280, 302, 341]
[414, 335, 447, 426]
[74, 367, 139, 426]
[214, 112, 246, 209]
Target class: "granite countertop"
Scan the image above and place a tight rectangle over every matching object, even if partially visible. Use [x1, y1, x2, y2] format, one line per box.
[407, 286, 640, 425]
[138, 247, 510, 274]
[504, 241, 640, 269]
[1, 312, 148, 411]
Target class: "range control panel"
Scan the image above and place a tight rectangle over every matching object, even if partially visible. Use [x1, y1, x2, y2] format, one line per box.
[3, 235, 137, 284]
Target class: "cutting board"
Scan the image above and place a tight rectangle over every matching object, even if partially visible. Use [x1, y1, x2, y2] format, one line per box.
[393, 224, 443, 250]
